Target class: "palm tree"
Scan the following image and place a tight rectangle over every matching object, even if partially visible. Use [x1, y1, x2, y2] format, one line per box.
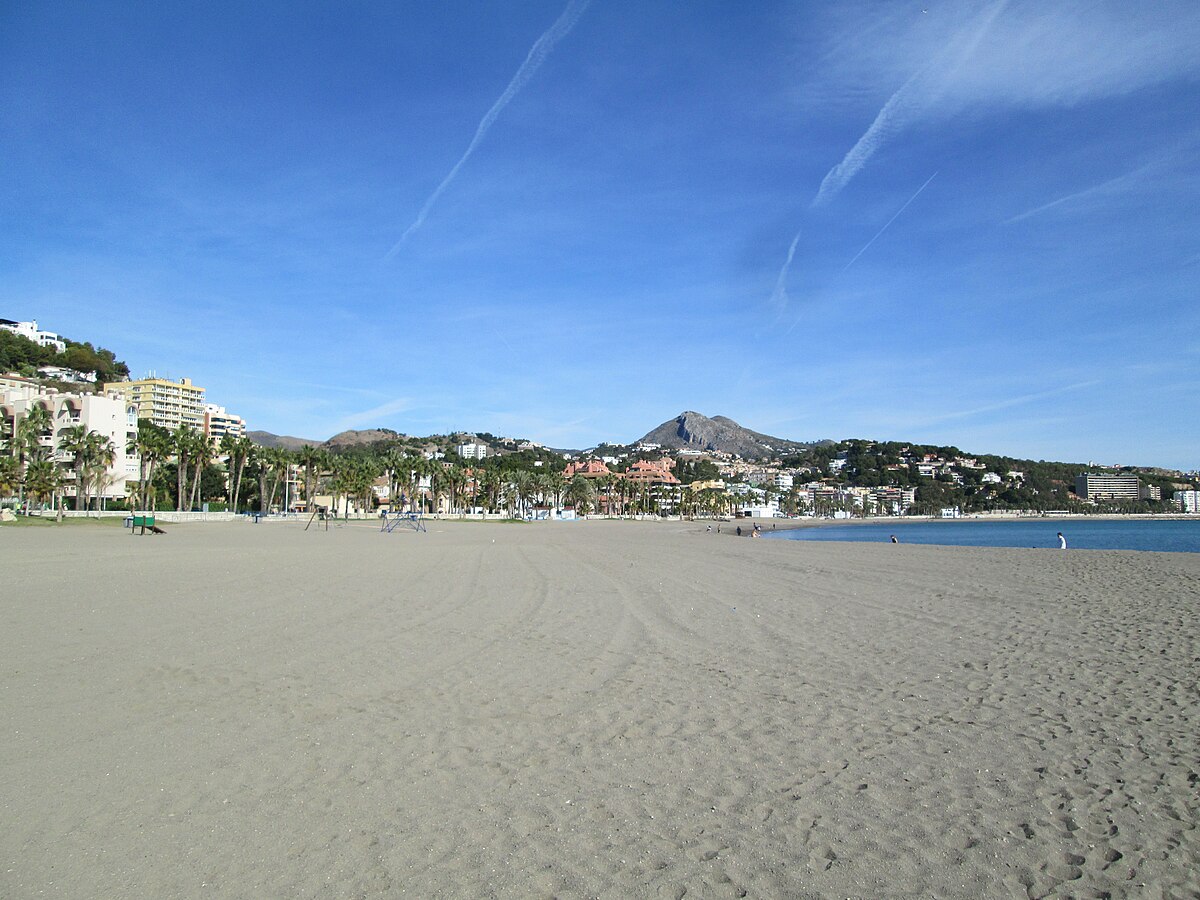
[381, 448, 407, 511]
[23, 457, 62, 510]
[81, 433, 115, 510]
[296, 445, 326, 513]
[567, 475, 596, 516]
[13, 404, 53, 508]
[134, 422, 172, 511]
[0, 455, 20, 501]
[58, 424, 91, 510]
[260, 448, 292, 514]
[231, 439, 258, 513]
[444, 465, 467, 516]
[188, 431, 215, 511]
[479, 469, 501, 514]
[16, 403, 53, 458]
[546, 471, 567, 513]
[173, 426, 194, 511]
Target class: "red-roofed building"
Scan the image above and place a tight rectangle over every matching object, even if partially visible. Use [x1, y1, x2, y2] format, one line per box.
[623, 460, 680, 485]
[564, 459, 612, 479]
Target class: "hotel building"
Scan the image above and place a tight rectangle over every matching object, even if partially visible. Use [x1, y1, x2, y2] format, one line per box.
[1074, 473, 1142, 501]
[104, 377, 205, 432]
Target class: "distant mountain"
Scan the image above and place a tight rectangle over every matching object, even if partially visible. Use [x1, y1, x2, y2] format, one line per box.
[636, 411, 821, 459]
[246, 430, 322, 451]
[324, 428, 400, 448]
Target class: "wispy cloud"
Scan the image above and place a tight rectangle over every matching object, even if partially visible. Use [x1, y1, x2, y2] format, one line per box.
[842, 171, 938, 270]
[913, 379, 1100, 428]
[813, 1, 1008, 207]
[384, 0, 591, 257]
[768, 229, 801, 315]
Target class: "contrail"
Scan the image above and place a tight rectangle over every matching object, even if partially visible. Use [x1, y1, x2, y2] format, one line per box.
[385, 0, 591, 258]
[812, 0, 1008, 207]
[918, 379, 1100, 426]
[842, 171, 938, 271]
[769, 229, 802, 314]
[1002, 160, 1156, 224]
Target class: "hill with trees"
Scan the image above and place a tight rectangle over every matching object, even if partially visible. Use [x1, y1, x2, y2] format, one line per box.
[0, 329, 129, 384]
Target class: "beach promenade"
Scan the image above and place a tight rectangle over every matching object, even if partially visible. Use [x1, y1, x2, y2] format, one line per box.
[2, 520, 1198, 898]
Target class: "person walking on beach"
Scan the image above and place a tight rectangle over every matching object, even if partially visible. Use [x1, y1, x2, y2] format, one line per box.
[1058, 532, 1067, 550]
[890, 534, 898, 543]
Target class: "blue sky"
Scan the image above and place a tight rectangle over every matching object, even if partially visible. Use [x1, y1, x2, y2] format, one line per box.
[3, 1, 1198, 468]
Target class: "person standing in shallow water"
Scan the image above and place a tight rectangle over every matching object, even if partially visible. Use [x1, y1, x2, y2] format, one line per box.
[1058, 532, 1067, 549]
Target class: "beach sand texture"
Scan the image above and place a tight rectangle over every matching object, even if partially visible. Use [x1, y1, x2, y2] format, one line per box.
[2, 520, 1198, 898]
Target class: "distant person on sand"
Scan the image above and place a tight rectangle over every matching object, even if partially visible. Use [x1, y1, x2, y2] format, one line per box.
[890, 535, 898, 543]
[736, 526, 742, 537]
[1058, 532, 1067, 550]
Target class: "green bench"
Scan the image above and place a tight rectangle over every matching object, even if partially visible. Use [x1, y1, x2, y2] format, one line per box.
[130, 514, 157, 535]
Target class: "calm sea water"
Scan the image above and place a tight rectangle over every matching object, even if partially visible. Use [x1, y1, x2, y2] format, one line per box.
[764, 518, 1200, 553]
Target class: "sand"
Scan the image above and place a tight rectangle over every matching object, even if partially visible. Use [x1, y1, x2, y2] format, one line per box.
[2, 518, 1198, 898]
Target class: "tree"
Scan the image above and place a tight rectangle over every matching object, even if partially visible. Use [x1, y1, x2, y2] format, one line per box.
[567, 475, 596, 516]
[173, 426, 193, 510]
[23, 457, 62, 509]
[58, 424, 92, 510]
[134, 421, 172, 511]
[81, 432, 115, 510]
[0, 454, 20, 500]
[219, 434, 255, 512]
[187, 431, 215, 511]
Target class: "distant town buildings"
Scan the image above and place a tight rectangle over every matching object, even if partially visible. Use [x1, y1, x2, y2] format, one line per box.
[457, 442, 487, 460]
[0, 319, 66, 353]
[104, 376, 205, 432]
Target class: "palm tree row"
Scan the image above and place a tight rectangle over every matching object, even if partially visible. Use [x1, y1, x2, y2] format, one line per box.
[112, 422, 747, 521]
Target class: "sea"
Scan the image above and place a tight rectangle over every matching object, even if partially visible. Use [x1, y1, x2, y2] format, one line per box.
[763, 518, 1200, 553]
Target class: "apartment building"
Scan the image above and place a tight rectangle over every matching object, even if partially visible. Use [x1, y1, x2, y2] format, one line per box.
[105, 376, 205, 432]
[457, 442, 487, 460]
[1074, 473, 1141, 501]
[204, 404, 246, 443]
[0, 379, 137, 504]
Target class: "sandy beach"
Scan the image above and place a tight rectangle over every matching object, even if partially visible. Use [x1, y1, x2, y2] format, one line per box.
[2, 519, 1198, 898]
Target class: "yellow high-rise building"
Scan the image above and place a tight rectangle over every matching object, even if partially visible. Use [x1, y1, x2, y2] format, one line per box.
[104, 376, 206, 432]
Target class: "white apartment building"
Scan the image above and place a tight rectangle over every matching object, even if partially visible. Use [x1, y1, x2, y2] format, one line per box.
[774, 472, 794, 490]
[457, 442, 487, 460]
[1174, 489, 1200, 513]
[0, 379, 137, 505]
[0, 318, 67, 353]
[204, 404, 246, 442]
